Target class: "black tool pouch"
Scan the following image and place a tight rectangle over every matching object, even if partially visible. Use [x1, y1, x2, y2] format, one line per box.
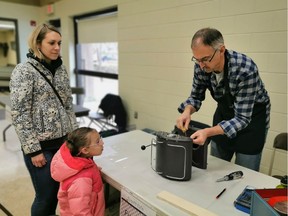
[172, 120, 211, 169]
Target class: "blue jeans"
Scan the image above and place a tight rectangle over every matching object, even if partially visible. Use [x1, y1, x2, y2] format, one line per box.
[23, 150, 59, 216]
[210, 140, 262, 171]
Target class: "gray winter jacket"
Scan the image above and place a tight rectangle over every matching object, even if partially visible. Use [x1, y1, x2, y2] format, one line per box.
[10, 57, 78, 155]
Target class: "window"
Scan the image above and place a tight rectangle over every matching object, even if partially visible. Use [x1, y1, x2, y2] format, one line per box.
[77, 42, 118, 74]
[73, 7, 118, 111]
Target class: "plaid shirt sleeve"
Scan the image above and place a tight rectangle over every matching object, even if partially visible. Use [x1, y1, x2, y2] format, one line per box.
[178, 65, 210, 113]
[179, 50, 270, 139]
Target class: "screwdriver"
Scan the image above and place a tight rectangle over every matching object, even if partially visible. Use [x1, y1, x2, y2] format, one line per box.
[216, 171, 243, 182]
[181, 127, 187, 136]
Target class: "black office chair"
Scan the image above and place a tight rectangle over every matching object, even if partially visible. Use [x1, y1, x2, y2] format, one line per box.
[268, 133, 288, 179]
[71, 87, 85, 105]
[88, 94, 127, 137]
[71, 87, 85, 124]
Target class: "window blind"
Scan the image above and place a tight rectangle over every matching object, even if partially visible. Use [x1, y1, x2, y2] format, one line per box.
[77, 13, 117, 43]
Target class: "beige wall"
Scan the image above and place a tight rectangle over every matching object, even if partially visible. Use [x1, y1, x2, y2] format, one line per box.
[0, 32, 7, 66]
[0, 1, 41, 63]
[116, 0, 287, 176]
[0, 31, 16, 66]
[0, 0, 287, 176]
[6, 30, 17, 65]
[0, 30, 22, 66]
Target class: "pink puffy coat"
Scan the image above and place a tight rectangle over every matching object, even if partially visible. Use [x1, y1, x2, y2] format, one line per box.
[51, 143, 105, 216]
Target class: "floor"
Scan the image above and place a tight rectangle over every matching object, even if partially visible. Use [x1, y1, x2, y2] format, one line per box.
[0, 116, 33, 216]
[0, 94, 119, 216]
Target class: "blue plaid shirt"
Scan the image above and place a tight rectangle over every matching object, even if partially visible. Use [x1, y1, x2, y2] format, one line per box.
[178, 50, 270, 139]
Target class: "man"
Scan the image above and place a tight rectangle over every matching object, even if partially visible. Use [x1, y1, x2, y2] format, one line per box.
[176, 27, 270, 171]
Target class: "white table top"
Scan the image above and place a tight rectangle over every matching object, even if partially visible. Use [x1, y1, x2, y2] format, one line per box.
[95, 130, 279, 216]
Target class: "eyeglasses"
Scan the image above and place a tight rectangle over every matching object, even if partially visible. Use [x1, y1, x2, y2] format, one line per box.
[87, 137, 103, 148]
[191, 49, 218, 65]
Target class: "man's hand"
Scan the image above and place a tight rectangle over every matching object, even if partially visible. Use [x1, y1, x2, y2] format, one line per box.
[176, 105, 195, 132]
[191, 125, 225, 145]
[191, 129, 208, 145]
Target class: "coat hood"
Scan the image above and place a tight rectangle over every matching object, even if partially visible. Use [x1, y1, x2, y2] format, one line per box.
[51, 143, 95, 182]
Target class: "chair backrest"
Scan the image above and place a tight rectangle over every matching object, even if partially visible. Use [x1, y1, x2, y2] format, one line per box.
[71, 87, 85, 95]
[99, 94, 127, 132]
[268, 132, 288, 176]
[273, 133, 288, 151]
[71, 87, 85, 105]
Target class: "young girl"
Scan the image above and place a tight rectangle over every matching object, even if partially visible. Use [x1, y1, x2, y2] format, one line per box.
[51, 127, 105, 216]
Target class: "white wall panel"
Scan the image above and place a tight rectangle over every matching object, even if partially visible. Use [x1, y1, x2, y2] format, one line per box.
[117, 0, 287, 175]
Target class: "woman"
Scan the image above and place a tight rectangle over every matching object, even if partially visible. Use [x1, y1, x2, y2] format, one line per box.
[10, 23, 78, 216]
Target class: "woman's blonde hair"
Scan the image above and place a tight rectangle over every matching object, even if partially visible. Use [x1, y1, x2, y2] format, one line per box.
[28, 23, 61, 60]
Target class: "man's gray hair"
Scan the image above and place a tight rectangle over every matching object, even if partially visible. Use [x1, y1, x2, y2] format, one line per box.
[191, 28, 224, 50]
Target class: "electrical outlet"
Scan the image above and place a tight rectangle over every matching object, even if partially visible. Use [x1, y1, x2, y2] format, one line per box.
[134, 111, 138, 119]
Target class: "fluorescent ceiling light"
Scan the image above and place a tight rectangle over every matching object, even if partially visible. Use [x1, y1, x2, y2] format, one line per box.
[0, 23, 15, 30]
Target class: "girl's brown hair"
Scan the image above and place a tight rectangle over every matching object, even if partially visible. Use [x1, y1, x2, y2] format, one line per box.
[66, 127, 95, 156]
